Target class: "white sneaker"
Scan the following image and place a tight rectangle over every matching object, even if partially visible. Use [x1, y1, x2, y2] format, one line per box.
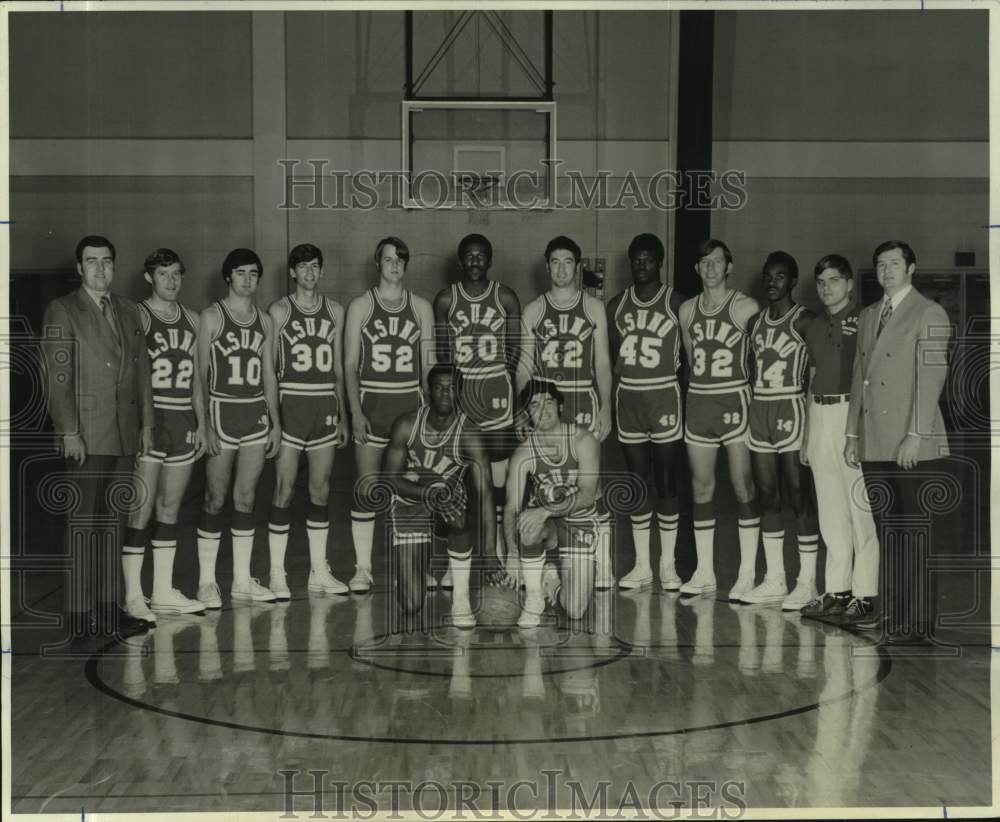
[197, 582, 222, 610]
[740, 576, 788, 605]
[440, 568, 453, 589]
[659, 561, 683, 592]
[125, 596, 157, 625]
[231, 577, 277, 603]
[679, 570, 717, 596]
[517, 593, 545, 629]
[782, 580, 818, 612]
[150, 588, 206, 615]
[349, 566, 374, 594]
[308, 563, 349, 595]
[727, 575, 756, 602]
[619, 565, 653, 590]
[450, 598, 476, 630]
[426, 573, 439, 590]
[269, 572, 291, 602]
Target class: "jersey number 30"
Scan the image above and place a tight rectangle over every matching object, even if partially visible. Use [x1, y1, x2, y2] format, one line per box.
[291, 342, 333, 373]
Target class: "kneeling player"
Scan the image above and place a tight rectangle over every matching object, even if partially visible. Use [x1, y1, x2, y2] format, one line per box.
[267, 243, 349, 599]
[383, 366, 498, 628]
[122, 249, 207, 622]
[505, 380, 601, 628]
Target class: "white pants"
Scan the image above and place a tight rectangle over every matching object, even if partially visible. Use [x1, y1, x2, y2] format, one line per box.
[805, 401, 879, 597]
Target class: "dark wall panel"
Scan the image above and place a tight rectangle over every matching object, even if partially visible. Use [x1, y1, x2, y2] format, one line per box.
[713, 10, 988, 141]
[11, 12, 253, 139]
[11, 176, 255, 310]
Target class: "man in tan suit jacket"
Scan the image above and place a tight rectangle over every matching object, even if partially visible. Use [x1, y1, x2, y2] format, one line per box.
[43, 235, 155, 638]
[844, 240, 951, 645]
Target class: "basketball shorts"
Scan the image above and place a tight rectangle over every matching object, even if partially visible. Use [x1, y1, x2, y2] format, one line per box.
[360, 386, 422, 448]
[547, 514, 599, 559]
[558, 387, 600, 435]
[457, 371, 513, 432]
[615, 382, 682, 445]
[389, 481, 468, 546]
[279, 391, 341, 451]
[141, 406, 198, 466]
[684, 386, 750, 447]
[747, 394, 806, 453]
[210, 397, 269, 450]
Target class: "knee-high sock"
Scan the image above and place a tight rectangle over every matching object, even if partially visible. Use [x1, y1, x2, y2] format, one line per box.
[268, 505, 291, 576]
[761, 510, 785, 580]
[350, 510, 375, 570]
[737, 500, 761, 581]
[630, 511, 652, 571]
[231, 509, 256, 583]
[797, 533, 819, 585]
[520, 552, 546, 606]
[197, 510, 225, 587]
[306, 501, 330, 572]
[491, 460, 508, 560]
[595, 516, 612, 578]
[657, 497, 680, 569]
[448, 548, 473, 606]
[122, 526, 148, 601]
[151, 521, 177, 599]
[692, 501, 715, 575]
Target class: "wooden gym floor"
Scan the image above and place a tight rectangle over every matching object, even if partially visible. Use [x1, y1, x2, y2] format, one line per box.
[7, 447, 993, 815]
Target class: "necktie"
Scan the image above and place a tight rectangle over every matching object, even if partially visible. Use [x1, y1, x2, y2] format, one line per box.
[877, 300, 892, 338]
[100, 295, 120, 342]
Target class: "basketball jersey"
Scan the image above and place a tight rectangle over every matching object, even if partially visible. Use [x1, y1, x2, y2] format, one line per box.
[400, 406, 469, 502]
[686, 290, 750, 393]
[275, 295, 337, 396]
[209, 300, 266, 400]
[139, 301, 198, 410]
[447, 280, 508, 377]
[526, 424, 597, 521]
[751, 304, 808, 397]
[613, 284, 681, 389]
[358, 288, 422, 392]
[533, 292, 596, 390]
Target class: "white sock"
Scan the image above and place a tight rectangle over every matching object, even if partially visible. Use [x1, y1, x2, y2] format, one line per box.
[151, 540, 176, 599]
[737, 516, 760, 580]
[197, 522, 221, 587]
[351, 511, 375, 569]
[449, 552, 472, 606]
[763, 530, 786, 580]
[121, 552, 144, 601]
[521, 553, 546, 604]
[657, 511, 680, 568]
[232, 524, 254, 583]
[494, 506, 505, 562]
[269, 526, 289, 577]
[797, 534, 819, 585]
[630, 512, 652, 571]
[693, 519, 715, 576]
[595, 517, 612, 579]
[306, 521, 329, 574]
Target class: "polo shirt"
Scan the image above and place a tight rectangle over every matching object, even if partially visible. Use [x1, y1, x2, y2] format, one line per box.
[804, 300, 860, 395]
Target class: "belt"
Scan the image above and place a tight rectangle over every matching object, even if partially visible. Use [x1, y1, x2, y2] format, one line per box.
[812, 393, 849, 405]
